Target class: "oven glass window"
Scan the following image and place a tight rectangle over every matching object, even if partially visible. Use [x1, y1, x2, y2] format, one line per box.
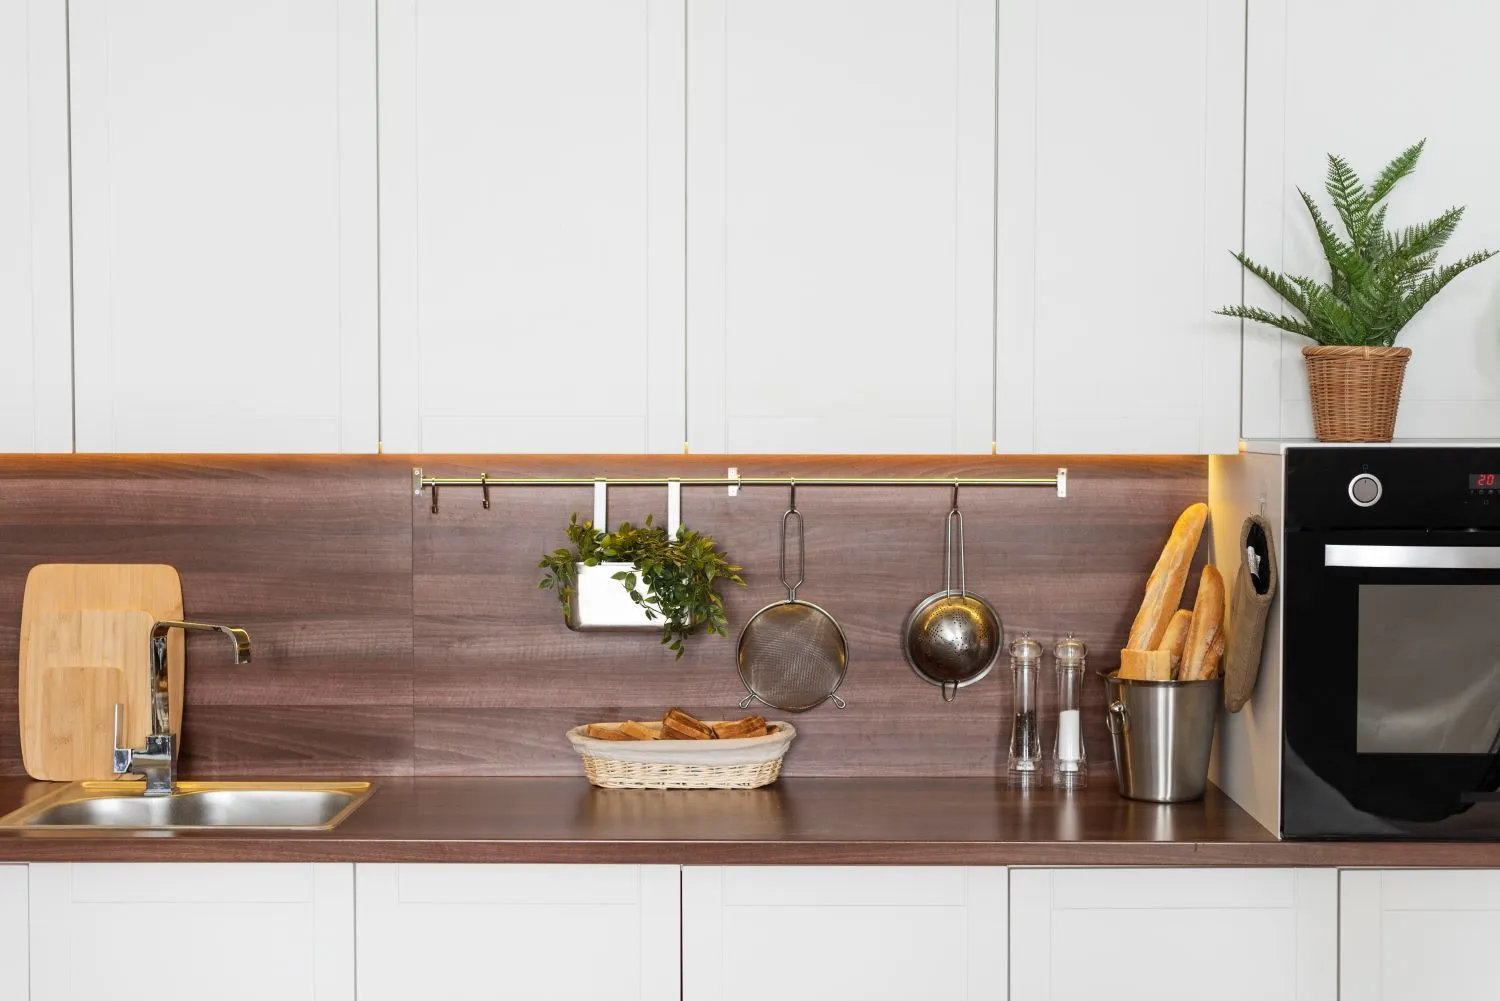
[1357, 585, 1500, 754]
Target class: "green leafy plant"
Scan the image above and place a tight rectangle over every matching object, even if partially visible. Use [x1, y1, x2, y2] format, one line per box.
[1218, 140, 1496, 346]
[538, 514, 744, 657]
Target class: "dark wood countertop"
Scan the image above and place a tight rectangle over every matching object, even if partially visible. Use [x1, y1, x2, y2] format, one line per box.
[0, 776, 1496, 866]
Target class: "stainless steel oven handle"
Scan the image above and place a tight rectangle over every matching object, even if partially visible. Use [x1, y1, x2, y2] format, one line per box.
[1325, 545, 1500, 570]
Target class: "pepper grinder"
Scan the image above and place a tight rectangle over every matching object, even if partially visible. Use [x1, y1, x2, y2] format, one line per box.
[1051, 633, 1089, 791]
[1007, 632, 1044, 788]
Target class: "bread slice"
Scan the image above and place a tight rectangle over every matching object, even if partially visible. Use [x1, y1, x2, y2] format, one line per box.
[1118, 648, 1173, 681]
[1157, 608, 1193, 670]
[661, 708, 716, 740]
[711, 716, 768, 739]
[618, 720, 659, 741]
[1179, 564, 1226, 681]
[586, 723, 632, 741]
[1126, 503, 1209, 651]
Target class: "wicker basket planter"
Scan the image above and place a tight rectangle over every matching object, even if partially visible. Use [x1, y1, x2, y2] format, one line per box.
[1302, 345, 1412, 442]
[566, 721, 796, 790]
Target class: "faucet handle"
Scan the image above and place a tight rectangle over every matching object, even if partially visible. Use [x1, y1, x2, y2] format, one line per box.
[111, 703, 133, 774]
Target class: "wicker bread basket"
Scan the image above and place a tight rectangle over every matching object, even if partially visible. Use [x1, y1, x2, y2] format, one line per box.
[1302, 345, 1411, 442]
[566, 721, 796, 790]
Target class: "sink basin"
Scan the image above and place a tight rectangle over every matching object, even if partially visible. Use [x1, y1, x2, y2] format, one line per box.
[0, 781, 374, 830]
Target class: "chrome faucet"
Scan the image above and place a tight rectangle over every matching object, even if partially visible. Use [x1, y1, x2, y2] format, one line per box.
[113, 620, 252, 796]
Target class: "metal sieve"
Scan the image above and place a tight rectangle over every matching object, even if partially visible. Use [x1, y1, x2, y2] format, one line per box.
[735, 486, 849, 713]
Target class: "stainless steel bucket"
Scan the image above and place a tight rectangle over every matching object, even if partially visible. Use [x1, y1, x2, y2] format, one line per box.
[1103, 671, 1222, 803]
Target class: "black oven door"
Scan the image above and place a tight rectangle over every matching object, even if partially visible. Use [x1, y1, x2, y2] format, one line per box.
[1284, 530, 1500, 838]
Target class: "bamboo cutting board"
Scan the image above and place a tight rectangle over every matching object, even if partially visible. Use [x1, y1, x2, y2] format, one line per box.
[19, 565, 184, 781]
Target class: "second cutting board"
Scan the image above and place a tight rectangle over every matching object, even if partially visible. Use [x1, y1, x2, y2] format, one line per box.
[18, 564, 185, 781]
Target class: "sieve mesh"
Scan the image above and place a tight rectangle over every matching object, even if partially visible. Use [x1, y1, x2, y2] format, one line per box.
[736, 601, 848, 713]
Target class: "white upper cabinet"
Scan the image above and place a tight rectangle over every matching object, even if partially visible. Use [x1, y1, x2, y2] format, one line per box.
[1242, 0, 1500, 441]
[378, 0, 686, 453]
[68, 0, 378, 453]
[996, 0, 1243, 454]
[686, 0, 997, 454]
[0, 0, 72, 453]
[1011, 868, 1337, 1001]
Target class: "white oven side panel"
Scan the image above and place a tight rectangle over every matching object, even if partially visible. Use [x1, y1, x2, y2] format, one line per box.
[1209, 449, 1285, 837]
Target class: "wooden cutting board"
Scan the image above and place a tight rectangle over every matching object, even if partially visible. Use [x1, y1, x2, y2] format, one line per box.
[19, 565, 184, 781]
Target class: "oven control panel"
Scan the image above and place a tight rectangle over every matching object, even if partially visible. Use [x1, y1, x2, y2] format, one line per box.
[1287, 447, 1500, 529]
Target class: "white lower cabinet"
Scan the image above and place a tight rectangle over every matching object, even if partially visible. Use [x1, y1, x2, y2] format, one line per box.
[1010, 868, 1338, 1001]
[28, 863, 354, 1001]
[681, 866, 1008, 1001]
[0, 865, 26, 1001]
[355, 864, 680, 1001]
[1339, 869, 1500, 1001]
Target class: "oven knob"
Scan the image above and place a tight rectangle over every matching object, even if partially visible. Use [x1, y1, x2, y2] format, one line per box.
[1348, 473, 1383, 507]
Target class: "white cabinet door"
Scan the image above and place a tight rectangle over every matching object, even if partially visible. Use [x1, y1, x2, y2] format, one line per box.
[29, 863, 354, 1001]
[69, 0, 378, 453]
[682, 866, 1007, 1001]
[1340, 869, 1500, 1001]
[686, 0, 996, 454]
[0, 865, 26, 1001]
[1010, 868, 1336, 1001]
[378, 0, 685, 453]
[1242, 0, 1500, 441]
[996, 0, 1243, 454]
[0, 0, 72, 452]
[356, 864, 679, 1000]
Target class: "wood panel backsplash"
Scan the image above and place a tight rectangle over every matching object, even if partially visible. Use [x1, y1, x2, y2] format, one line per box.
[0, 455, 1205, 777]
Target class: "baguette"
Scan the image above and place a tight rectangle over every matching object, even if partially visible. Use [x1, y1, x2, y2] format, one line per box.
[1118, 648, 1173, 682]
[1126, 503, 1209, 651]
[661, 707, 716, 740]
[1157, 608, 1193, 670]
[618, 720, 659, 741]
[1179, 564, 1227, 681]
[711, 716, 768, 740]
[586, 723, 632, 741]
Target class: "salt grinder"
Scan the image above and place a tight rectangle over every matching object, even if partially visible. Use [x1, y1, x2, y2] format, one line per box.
[1051, 633, 1089, 791]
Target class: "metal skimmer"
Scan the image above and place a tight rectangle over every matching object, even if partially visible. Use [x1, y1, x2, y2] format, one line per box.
[735, 486, 849, 713]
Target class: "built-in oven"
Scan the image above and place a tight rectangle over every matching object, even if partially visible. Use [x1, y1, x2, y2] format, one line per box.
[1283, 446, 1500, 839]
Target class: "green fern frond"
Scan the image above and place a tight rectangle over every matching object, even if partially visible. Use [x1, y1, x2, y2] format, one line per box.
[1231, 251, 1313, 315]
[1368, 139, 1426, 205]
[1325, 154, 1371, 254]
[1216, 305, 1316, 339]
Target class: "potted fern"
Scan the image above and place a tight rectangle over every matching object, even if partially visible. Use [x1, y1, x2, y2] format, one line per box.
[1219, 141, 1496, 441]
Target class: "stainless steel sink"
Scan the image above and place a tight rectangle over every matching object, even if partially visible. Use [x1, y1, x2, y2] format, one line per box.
[0, 781, 374, 830]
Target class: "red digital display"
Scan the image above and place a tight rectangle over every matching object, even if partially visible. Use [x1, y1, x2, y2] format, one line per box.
[1472, 473, 1498, 489]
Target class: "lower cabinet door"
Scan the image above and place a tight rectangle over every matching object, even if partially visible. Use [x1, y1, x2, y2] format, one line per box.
[1010, 868, 1337, 1001]
[0, 865, 26, 1001]
[1340, 869, 1500, 1001]
[355, 864, 680, 1001]
[681, 866, 1008, 1001]
[29, 862, 354, 1001]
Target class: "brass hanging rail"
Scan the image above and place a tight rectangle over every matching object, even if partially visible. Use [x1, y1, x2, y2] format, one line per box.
[413, 466, 1067, 512]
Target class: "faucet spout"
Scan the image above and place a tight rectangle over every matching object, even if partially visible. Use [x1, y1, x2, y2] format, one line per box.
[117, 620, 253, 796]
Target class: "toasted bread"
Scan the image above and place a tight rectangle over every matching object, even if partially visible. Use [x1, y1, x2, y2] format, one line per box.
[711, 716, 768, 739]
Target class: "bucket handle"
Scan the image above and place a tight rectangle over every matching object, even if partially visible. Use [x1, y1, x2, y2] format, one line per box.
[1107, 700, 1130, 736]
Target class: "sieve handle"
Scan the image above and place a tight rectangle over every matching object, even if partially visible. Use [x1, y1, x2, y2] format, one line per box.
[780, 490, 805, 601]
[1107, 700, 1130, 736]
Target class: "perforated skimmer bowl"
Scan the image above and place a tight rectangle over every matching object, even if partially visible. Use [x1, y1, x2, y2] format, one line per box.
[735, 488, 849, 713]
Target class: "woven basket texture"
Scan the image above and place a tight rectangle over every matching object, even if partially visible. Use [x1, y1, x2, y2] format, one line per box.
[1302, 345, 1411, 442]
